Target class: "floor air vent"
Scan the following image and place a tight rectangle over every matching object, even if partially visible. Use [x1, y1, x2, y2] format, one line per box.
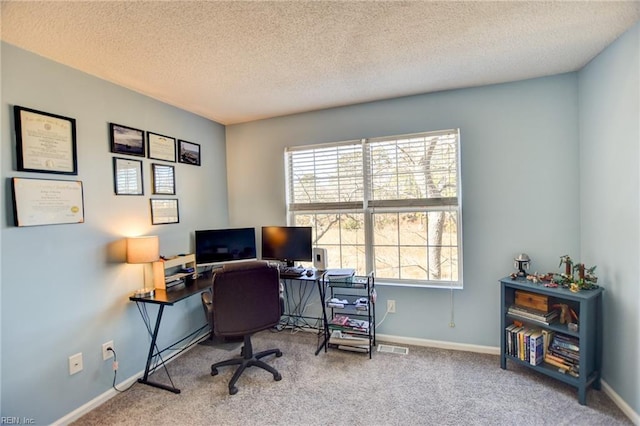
[377, 344, 409, 355]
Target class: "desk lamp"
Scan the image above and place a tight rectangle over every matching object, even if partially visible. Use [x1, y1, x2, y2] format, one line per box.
[127, 236, 160, 297]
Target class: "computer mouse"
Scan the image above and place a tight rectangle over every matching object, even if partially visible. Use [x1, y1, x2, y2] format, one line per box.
[305, 269, 313, 276]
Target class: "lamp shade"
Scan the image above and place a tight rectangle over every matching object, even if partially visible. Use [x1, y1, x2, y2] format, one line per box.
[126, 236, 159, 264]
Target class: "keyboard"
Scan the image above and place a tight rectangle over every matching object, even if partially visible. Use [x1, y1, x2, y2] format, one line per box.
[279, 266, 305, 278]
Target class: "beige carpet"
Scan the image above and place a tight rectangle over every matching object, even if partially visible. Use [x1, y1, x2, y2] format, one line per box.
[73, 329, 631, 425]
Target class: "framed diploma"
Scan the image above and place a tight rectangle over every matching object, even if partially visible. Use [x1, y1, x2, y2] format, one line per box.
[11, 177, 84, 227]
[152, 163, 176, 195]
[178, 140, 201, 166]
[113, 157, 144, 195]
[147, 132, 176, 162]
[14, 106, 78, 175]
[150, 199, 179, 225]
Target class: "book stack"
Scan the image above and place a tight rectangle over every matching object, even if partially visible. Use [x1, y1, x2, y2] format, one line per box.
[544, 334, 580, 377]
[328, 330, 369, 353]
[507, 304, 559, 325]
[325, 268, 357, 286]
[330, 315, 370, 332]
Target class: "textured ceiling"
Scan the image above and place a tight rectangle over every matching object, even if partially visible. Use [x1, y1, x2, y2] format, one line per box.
[1, 1, 639, 125]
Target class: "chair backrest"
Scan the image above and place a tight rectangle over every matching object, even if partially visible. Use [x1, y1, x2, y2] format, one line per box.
[211, 260, 281, 336]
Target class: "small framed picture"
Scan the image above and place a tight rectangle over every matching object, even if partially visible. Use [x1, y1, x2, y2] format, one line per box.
[152, 163, 175, 195]
[178, 140, 201, 166]
[14, 105, 78, 175]
[110, 123, 145, 157]
[147, 131, 176, 162]
[150, 198, 179, 225]
[113, 157, 143, 195]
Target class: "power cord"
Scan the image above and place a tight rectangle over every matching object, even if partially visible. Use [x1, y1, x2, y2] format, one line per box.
[107, 347, 135, 393]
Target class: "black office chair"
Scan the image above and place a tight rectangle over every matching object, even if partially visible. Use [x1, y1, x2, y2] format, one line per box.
[206, 260, 283, 395]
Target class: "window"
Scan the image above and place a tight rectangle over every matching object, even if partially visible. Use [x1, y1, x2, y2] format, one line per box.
[286, 129, 463, 288]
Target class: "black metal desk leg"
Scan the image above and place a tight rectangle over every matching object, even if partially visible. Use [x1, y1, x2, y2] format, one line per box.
[315, 277, 329, 355]
[137, 304, 181, 393]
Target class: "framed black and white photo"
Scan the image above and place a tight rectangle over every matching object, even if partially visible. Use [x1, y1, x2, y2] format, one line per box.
[152, 163, 175, 195]
[178, 140, 201, 166]
[113, 157, 143, 195]
[147, 131, 176, 162]
[150, 198, 179, 225]
[14, 105, 78, 175]
[11, 177, 84, 227]
[110, 123, 145, 157]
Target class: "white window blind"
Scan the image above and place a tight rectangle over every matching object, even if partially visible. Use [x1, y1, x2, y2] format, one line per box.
[286, 129, 462, 288]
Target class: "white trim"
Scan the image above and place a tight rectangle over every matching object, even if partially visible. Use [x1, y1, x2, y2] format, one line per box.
[51, 341, 200, 425]
[601, 380, 639, 425]
[52, 372, 141, 425]
[376, 333, 500, 355]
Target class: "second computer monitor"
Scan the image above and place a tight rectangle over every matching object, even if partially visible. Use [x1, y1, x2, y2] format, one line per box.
[261, 226, 312, 267]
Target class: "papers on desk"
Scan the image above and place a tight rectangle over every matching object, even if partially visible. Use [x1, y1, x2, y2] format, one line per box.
[325, 268, 355, 278]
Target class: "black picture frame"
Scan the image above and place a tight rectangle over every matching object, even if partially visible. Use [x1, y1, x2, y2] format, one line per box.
[110, 123, 145, 157]
[11, 177, 84, 227]
[147, 131, 177, 162]
[150, 198, 180, 225]
[14, 105, 78, 175]
[178, 140, 201, 166]
[113, 157, 144, 195]
[152, 163, 176, 195]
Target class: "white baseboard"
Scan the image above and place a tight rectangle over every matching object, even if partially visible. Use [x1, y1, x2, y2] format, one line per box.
[52, 341, 199, 425]
[375, 333, 500, 355]
[376, 333, 638, 424]
[52, 373, 142, 426]
[601, 380, 640, 425]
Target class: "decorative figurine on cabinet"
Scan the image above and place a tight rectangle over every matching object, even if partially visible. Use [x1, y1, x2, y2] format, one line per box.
[513, 253, 531, 278]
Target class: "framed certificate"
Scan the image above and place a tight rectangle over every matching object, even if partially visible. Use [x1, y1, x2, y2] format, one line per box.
[11, 177, 84, 227]
[152, 163, 175, 195]
[147, 132, 176, 162]
[113, 157, 143, 195]
[14, 106, 78, 175]
[150, 199, 179, 225]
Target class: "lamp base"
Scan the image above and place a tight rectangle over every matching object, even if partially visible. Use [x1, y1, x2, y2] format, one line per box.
[133, 287, 155, 298]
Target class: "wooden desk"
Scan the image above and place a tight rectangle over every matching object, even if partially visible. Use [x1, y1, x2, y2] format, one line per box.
[129, 276, 212, 393]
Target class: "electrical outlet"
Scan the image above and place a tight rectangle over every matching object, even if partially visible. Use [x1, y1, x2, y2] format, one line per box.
[102, 341, 114, 361]
[387, 299, 396, 313]
[69, 353, 83, 375]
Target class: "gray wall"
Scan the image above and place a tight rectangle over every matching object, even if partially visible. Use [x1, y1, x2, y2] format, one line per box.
[227, 73, 581, 345]
[579, 23, 639, 414]
[226, 24, 639, 416]
[1, 43, 228, 424]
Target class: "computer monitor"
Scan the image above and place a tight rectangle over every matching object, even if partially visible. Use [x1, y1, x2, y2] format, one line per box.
[195, 228, 257, 267]
[261, 226, 312, 267]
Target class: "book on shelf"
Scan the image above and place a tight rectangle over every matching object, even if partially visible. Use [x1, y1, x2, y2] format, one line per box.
[508, 304, 559, 325]
[541, 329, 554, 358]
[552, 334, 580, 352]
[325, 268, 357, 285]
[338, 344, 369, 353]
[330, 315, 350, 326]
[325, 268, 356, 279]
[329, 330, 369, 346]
[529, 331, 544, 366]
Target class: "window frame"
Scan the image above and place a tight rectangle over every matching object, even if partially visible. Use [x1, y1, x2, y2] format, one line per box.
[286, 129, 463, 289]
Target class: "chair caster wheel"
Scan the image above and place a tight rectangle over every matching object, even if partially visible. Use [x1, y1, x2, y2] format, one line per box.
[274, 373, 282, 381]
[229, 386, 238, 395]
[211, 367, 219, 376]
[276, 351, 283, 357]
